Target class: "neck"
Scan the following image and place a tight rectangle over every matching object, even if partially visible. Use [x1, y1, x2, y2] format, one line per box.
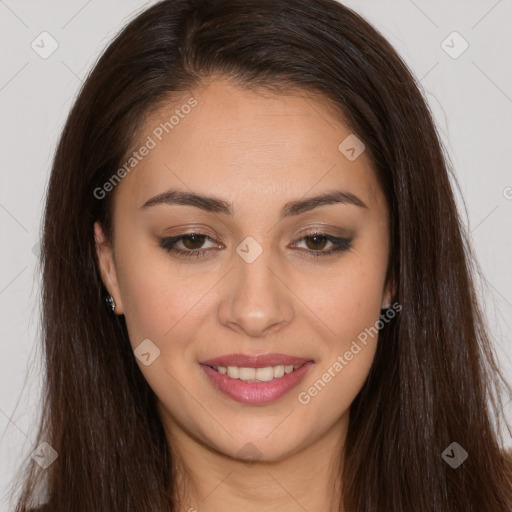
[164, 413, 347, 512]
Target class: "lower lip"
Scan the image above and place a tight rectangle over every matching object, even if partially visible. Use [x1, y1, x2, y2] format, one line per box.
[200, 362, 314, 404]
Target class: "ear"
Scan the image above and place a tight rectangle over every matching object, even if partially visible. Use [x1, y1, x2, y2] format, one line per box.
[381, 275, 395, 309]
[94, 221, 124, 315]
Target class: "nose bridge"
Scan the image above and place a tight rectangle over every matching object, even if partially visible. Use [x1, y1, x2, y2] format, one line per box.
[217, 240, 294, 337]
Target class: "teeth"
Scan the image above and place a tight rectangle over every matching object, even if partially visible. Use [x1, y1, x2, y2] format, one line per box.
[227, 366, 239, 379]
[239, 367, 257, 380]
[273, 365, 285, 378]
[214, 363, 303, 382]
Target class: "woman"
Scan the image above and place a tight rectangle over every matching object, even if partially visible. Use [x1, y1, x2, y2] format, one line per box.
[12, 0, 512, 510]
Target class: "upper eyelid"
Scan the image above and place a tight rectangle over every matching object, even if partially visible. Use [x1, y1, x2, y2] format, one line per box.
[162, 230, 349, 249]
[163, 228, 344, 240]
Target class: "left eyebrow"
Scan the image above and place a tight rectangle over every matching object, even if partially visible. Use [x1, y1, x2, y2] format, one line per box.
[139, 188, 368, 220]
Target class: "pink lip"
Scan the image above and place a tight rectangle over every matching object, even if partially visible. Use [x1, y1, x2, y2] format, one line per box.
[200, 352, 312, 368]
[199, 360, 315, 405]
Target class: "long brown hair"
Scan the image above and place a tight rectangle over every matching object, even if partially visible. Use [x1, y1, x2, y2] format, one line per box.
[11, 0, 512, 510]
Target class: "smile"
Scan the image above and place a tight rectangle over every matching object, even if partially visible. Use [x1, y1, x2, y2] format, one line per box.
[199, 359, 314, 404]
[207, 363, 302, 382]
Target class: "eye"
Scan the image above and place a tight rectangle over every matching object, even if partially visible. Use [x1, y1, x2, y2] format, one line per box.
[159, 233, 220, 259]
[291, 232, 353, 258]
[159, 231, 353, 259]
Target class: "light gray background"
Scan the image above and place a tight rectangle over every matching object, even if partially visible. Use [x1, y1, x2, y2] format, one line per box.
[1, 0, 511, 509]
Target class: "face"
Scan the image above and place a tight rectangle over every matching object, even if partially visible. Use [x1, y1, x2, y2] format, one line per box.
[95, 78, 391, 464]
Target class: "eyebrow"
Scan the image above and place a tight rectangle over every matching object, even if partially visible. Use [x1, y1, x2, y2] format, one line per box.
[140, 188, 368, 220]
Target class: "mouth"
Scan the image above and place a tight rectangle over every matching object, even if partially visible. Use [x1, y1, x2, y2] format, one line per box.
[204, 362, 304, 382]
[199, 354, 314, 404]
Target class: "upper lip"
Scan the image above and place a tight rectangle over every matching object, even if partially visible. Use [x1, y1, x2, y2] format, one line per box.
[200, 353, 313, 368]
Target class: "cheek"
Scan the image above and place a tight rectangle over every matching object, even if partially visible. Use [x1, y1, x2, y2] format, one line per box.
[291, 238, 387, 407]
[115, 222, 388, 350]
[115, 238, 221, 359]
[296, 255, 387, 347]
[293, 267, 385, 425]
[295, 341, 377, 437]
[114, 239, 184, 345]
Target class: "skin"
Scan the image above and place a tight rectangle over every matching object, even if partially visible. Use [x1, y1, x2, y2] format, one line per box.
[95, 78, 392, 512]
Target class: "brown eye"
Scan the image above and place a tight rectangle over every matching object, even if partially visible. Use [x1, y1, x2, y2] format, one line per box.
[292, 232, 353, 258]
[159, 232, 220, 259]
[303, 234, 330, 251]
[181, 234, 207, 250]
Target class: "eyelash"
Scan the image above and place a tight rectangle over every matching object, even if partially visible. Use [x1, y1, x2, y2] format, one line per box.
[158, 231, 353, 259]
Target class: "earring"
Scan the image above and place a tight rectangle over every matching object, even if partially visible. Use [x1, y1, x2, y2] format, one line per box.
[105, 295, 116, 315]
[380, 303, 394, 319]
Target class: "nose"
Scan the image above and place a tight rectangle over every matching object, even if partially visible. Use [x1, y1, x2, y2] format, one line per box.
[217, 250, 295, 338]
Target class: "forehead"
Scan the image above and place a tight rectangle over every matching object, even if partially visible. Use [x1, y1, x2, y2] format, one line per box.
[114, 79, 385, 214]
